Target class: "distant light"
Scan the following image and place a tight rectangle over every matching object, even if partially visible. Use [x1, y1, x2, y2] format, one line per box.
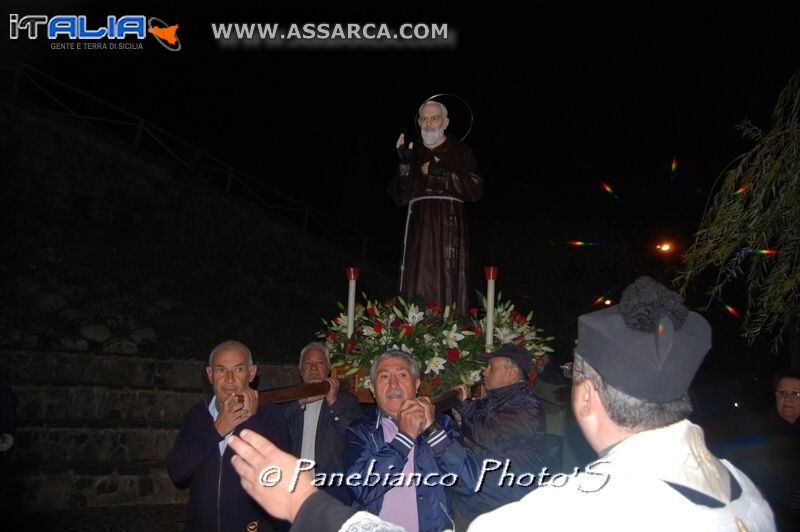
[656, 242, 672, 252]
[593, 288, 616, 307]
[734, 402, 739, 408]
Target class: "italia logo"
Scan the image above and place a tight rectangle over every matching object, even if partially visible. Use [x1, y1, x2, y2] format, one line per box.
[9, 14, 181, 51]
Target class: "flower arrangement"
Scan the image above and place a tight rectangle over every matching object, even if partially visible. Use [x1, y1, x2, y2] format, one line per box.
[318, 293, 554, 396]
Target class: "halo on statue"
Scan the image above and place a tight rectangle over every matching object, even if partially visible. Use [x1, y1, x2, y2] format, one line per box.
[414, 93, 474, 142]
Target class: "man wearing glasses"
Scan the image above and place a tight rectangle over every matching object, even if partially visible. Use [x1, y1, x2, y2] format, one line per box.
[389, 100, 483, 315]
[738, 369, 800, 529]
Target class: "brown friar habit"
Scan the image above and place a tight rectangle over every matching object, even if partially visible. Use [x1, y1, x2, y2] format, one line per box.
[388, 134, 483, 314]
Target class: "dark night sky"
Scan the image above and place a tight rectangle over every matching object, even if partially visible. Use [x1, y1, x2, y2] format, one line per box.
[8, 2, 797, 250]
[5, 2, 798, 297]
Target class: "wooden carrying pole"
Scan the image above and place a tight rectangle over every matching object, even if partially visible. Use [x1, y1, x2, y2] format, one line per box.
[259, 379, 482, 408]
[258, 379, 341, 405]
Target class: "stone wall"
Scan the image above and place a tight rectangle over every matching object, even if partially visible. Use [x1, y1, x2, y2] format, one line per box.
[2, 348, 300, 512]
[0, 92, 392, 512]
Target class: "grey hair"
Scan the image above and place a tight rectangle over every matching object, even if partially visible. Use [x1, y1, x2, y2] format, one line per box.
[299, 341, 331, 369]
[500, 357, 526, 383]
[773, 369, 800, 391]
[573, 353, 691, 431]
[370, 349, 419, 385]
[418, 100, 448, 119]
[208, 340, 253, 367]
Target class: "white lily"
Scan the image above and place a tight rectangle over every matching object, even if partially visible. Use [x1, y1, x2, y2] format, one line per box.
[362, 325, 379, 337]
[524, 330, 538, 341]
[495, 326, 518, 344]
[442, 324, 464, 348]
[391, 343, 414, 355]
[406, 304, 424, 326]
[425, 356, 446, 375]
[336, 314, 350, 330]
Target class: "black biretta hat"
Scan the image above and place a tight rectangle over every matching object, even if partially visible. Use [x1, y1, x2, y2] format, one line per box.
[577, 276, 711, 402]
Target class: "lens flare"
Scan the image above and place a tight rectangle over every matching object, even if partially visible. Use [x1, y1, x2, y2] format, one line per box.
[599, 180, 624, 205]
[566, 241, 605, 247]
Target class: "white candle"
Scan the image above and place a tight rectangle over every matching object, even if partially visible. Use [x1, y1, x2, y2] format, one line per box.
[345, 267, 360, 339]
[484, 266, 498, 349]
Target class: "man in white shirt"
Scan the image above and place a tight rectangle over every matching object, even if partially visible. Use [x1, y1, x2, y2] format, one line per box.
[469, 277, 776, 532]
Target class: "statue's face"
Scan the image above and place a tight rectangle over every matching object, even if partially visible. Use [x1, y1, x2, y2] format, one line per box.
[418, 103, 449, 136]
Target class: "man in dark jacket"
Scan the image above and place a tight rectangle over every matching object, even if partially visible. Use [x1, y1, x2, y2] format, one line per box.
[735, 369, 800, 530]
[343, 349, 481, 532]
[452, 344, 545, 527]
[283, 342, 361, 504]
[167, 340, 290, 532]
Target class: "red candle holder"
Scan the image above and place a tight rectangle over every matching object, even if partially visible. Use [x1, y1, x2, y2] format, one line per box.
[346, 266, 361, 281]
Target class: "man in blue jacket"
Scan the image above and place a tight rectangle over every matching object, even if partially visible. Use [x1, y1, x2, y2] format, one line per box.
[283, 342, 361, 504]
[167, 340, 290, 532]
[344, 349, 481, 532]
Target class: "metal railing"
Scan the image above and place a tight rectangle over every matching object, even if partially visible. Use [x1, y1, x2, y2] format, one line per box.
[1, 61, 395, 264]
